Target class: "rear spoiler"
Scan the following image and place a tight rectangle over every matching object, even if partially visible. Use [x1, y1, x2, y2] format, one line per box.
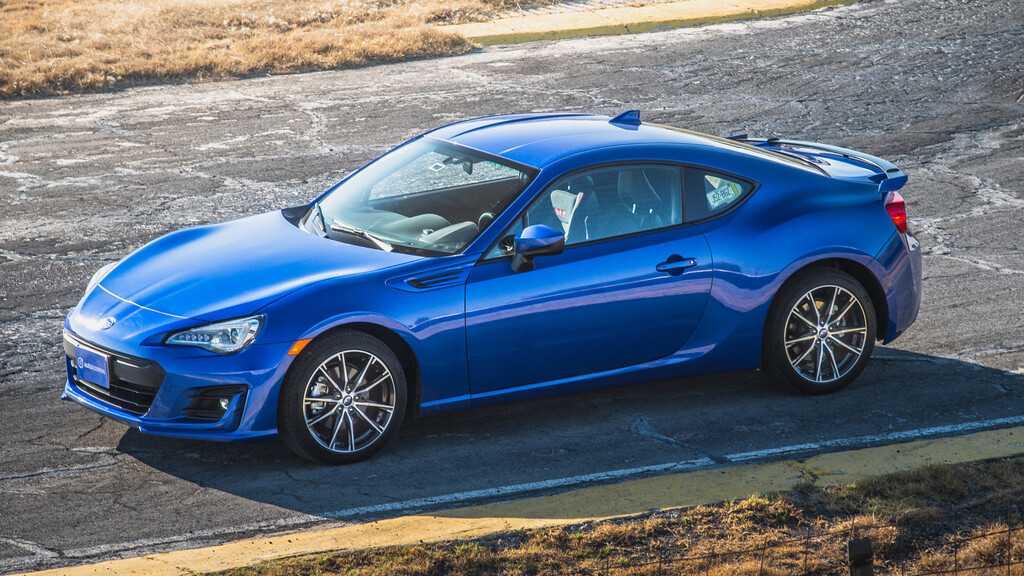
[727, 135, 908, 195]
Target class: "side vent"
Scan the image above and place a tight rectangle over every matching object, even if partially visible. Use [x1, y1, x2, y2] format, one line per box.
[408, 272, 461, 290]
[387, 265, 472, 293]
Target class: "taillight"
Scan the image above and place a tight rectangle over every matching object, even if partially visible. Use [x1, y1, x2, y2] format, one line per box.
[885, 191, 907, 233]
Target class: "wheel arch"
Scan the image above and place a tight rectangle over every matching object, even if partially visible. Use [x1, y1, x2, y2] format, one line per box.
[285, 321, 423, 419]
[768, 258, 888, 342]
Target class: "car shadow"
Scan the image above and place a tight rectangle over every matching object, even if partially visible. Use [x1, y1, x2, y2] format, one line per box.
[117, 348, 1024, 522]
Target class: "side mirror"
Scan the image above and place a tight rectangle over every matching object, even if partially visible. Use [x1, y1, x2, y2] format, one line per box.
[511, 224, 565, 273]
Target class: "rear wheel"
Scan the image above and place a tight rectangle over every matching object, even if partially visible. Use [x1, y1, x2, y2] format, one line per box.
[763, 269, 876, 394]
[279, 331, 407, 464]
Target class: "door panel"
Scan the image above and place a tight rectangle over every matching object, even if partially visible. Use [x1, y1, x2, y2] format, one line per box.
[465, 226, 713, 394]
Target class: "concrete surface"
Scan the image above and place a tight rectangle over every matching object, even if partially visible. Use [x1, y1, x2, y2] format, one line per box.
[443, 0, 861, 45]
[1, 0, 1022, 572]
[502, 0, 688, 18]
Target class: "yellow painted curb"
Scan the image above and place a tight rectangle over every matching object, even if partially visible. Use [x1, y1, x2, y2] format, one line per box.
[441, 0, 860, 45]
[16, 426, 1024, 576]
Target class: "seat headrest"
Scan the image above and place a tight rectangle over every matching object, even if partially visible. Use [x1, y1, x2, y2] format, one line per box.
[550, 189, 583, 234]
[618, 168, 661, 213]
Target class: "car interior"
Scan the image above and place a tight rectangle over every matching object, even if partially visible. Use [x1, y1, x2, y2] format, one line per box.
[529, 165, 682, 246]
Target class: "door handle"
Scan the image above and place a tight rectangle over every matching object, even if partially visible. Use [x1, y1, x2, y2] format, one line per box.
[656, 255, 698, 276]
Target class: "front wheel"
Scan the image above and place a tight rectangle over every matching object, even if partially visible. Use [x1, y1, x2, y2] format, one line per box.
[763, 269, 876, 394]
[279, 331, 407, 464]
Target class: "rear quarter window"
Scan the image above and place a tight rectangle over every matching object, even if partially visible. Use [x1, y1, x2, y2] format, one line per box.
[684, 168, 754, 222]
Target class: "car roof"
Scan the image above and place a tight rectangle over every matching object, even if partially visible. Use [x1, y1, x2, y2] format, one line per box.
[427, 113, 806, 171]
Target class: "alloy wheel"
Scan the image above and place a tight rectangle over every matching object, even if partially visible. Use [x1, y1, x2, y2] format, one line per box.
[302, 349, 397, 454]
[783, 285, 868, 384]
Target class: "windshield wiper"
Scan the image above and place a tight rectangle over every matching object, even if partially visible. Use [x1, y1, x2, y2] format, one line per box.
[330, 219, 394, 252]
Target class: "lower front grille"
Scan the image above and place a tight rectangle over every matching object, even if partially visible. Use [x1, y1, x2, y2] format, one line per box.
[64, 332, 165, 416]
[72, 374, 158, 415]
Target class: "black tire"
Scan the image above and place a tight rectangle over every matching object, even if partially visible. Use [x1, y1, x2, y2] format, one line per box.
[279, 330, 407, 464]
[762, 268, 876, 394]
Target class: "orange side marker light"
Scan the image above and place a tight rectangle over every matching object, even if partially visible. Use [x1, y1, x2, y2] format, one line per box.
[287, 338, 313, 356]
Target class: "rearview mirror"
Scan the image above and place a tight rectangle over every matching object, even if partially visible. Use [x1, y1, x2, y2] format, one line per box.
[511, 224, 565, 273]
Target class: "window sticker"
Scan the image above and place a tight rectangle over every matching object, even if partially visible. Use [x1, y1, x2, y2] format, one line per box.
[705, 175, 743, 211]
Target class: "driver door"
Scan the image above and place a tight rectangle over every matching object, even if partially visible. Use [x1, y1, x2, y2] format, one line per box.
[464, 164, 713, 396]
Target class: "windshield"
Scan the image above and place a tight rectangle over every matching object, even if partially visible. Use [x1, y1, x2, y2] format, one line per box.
[309, 138, 533, 256]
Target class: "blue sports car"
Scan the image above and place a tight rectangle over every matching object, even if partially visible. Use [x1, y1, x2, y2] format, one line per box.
[62, 111, 921, 463]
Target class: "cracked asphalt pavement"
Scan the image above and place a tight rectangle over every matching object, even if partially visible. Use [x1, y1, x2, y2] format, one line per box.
[1, 0, 1022, 571]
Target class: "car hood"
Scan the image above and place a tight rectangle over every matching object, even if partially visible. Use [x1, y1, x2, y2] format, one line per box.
[97, 210, 420, 321]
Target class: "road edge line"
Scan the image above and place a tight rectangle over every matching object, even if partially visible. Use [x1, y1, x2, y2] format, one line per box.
[12, 424, 1024, 576]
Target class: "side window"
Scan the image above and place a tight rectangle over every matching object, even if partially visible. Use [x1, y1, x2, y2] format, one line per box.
[485, 164, 682, 258]
[684, 168, 753, 221]
[486, 218, 523, 259]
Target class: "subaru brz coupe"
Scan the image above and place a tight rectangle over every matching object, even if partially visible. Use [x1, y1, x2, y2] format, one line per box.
[62, 111, 922, 463]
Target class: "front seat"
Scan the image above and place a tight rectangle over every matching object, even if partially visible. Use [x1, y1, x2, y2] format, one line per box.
[550, 189, 583, 236]
[618, 168, 664, 231]
[568, 188, 638, 244]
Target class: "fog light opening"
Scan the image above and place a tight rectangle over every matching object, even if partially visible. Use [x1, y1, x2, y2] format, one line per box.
[185, 386, 246, 421]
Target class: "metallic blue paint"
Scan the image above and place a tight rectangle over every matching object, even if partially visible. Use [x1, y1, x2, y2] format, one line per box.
[62, 112, 922, 450]
[467, 225, 713, 394]
[514, 224, 565, 253]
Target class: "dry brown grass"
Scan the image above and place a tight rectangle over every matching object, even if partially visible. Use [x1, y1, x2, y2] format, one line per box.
[216, 457, 1024, 576]
[0, 0, 552, 98]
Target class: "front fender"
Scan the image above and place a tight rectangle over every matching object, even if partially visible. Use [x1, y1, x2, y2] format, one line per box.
[256, 273, 470, 412]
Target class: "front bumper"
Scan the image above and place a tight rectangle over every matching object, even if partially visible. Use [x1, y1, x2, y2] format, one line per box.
[62, 325, 294, 443]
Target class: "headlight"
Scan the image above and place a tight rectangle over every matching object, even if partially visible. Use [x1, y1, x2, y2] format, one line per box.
[165, 315, 264, 354]
[86, 262, 115, 292]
